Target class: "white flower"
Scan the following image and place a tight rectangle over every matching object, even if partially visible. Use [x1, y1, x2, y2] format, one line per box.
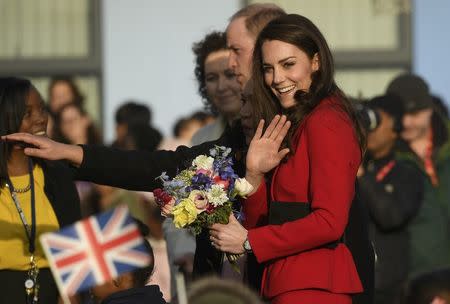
[234, 178, 254, 197]
[192, 155, 214, 171]
[206, 184, 229, 207]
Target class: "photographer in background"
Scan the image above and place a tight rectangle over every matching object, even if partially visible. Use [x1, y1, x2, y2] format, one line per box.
[357, 95, 424, 304]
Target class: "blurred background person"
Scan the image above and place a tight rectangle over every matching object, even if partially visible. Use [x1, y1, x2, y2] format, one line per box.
[123, 123, 163, 153]
[386, 74, 450, 277]
[400, 268, 450, 304]
[113, 101, 153, 148]
[53, 102, 102, 146]
[357, 94, 424, 304]
[89, 219, 166, 304]
[47, 75, 84, 114]
[191, 31, 242, 145]
[187, 276, 263, 304]
[46, 76, 85, 139]
[52, 102, 103, 217]
[159, 111, 211, 150]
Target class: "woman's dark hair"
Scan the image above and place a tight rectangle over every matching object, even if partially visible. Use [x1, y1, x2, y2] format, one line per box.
[192, 31, 228, 114]
[0, 77, 34, 184]
[52, 102, 102, 145]
[125, 124, 162, 152]
[48, 75, 84, 113]
[251, 14, 365, 155]
[115, 101, 152, 126]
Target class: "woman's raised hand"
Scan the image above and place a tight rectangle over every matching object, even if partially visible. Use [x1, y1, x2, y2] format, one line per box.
[1, 133, 83, 166]
[246, 115, 291, 180]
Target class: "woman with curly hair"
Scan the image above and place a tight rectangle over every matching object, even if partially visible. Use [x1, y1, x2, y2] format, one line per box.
[191, 31, 242, 145]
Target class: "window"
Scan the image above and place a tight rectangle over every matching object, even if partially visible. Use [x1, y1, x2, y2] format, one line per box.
[0, 0, 102, 122]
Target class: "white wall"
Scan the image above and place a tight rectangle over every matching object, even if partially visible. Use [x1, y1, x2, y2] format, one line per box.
[102, 0, 240, 142]
[413, 0, 450, 107]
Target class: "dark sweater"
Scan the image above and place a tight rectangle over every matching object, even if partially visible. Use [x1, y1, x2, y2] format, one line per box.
[359, 153, 424, 304]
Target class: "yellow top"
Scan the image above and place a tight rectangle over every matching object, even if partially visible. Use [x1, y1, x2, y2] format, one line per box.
[0, 164, 60, 270]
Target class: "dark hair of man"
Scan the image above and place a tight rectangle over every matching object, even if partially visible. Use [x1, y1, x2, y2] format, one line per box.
[190, 111, 214, 124]
[192, 31, 228, 114]
[230, 3, 286, 39]
[251, 14, 366, 156]
[0, 77, 33, 184]
[48, 75, 85, 110]
[368, 94, 405, 134]
[126, 124, 162, 152]
[173, 117, 189, 138]
[115, 101, 152, 126]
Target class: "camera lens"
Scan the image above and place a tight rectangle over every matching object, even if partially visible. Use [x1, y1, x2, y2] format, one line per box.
[355, 103, 380, 132]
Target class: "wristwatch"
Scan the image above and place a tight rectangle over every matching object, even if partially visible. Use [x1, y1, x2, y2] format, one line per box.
[243, 237, 252, 253]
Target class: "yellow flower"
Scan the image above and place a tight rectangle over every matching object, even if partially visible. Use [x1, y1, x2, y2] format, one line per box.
[172, 198, 198, 228]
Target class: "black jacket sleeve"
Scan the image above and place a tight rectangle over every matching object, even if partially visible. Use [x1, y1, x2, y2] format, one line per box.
[358, 160, 424, 231]
[74, 123, 245, 191]
[75, 142, 214, 191]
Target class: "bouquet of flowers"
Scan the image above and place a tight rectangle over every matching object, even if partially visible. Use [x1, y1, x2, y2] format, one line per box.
[153, 146, 253, 235]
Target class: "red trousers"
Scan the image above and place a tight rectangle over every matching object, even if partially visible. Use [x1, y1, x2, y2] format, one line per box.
[271, 289, 352, 304]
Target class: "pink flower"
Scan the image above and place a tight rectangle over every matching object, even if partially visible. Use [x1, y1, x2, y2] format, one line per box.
[188, 190, 209, 214]
[196, 169, 212, 176]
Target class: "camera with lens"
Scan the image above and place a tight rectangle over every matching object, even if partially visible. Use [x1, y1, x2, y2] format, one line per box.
[354, 102, 380, 133]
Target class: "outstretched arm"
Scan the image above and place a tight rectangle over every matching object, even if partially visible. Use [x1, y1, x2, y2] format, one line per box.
[2, 134, 84, 166]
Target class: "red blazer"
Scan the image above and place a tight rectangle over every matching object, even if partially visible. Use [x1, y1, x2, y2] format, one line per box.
[243, 96, 363, 299]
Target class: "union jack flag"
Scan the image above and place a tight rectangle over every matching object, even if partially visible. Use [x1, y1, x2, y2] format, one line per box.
[40, 205, 151, 297]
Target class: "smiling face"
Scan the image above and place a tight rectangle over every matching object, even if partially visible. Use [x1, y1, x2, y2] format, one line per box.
[18, 88, 48, 136]
[204, 49, 242, 120]
[262, 40, 319, 109]
[401, 108, 433, 142]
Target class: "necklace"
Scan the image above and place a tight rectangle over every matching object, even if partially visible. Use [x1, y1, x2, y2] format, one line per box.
[12, 183, 31, 193]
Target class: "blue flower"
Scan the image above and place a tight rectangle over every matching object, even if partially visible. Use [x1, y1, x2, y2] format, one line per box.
[191, 173, 212, 190]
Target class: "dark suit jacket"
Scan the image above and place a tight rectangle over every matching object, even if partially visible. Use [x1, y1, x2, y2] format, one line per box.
[40, 159, 81, 227]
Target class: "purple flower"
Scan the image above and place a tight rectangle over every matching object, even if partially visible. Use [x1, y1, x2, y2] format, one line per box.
[191, 173, 212, 190]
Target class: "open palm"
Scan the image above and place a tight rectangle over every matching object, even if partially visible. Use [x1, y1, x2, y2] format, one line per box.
[246, 115, 291, 175]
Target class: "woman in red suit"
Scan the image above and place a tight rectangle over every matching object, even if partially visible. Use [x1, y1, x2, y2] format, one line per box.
[209, 14, 366, 304]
